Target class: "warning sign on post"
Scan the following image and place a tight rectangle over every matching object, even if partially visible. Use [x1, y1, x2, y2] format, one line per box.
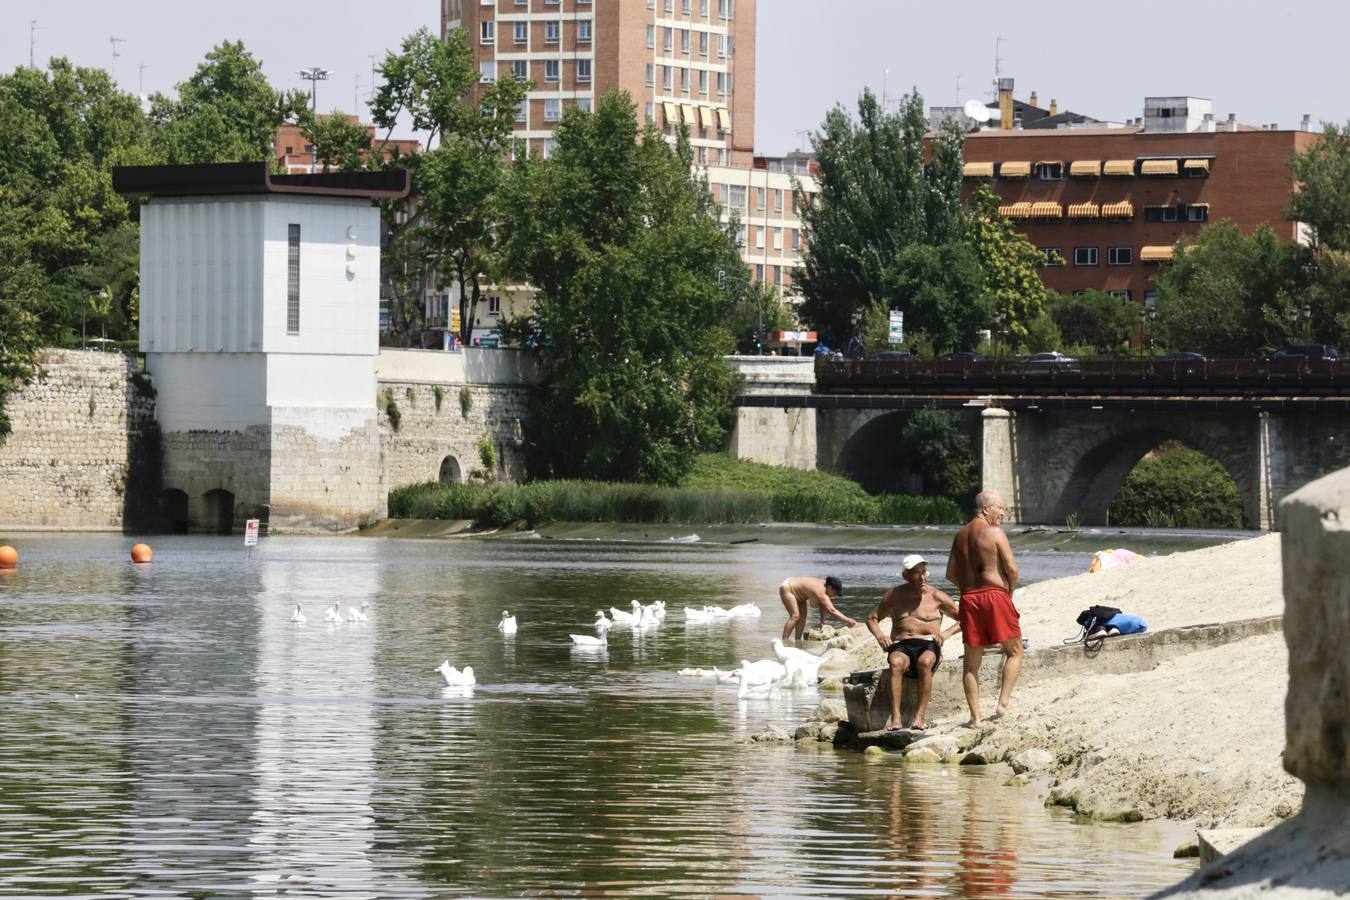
[244, 519, 260, 547]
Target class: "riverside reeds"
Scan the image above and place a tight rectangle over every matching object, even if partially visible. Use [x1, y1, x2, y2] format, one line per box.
[388, 455, 962, 527]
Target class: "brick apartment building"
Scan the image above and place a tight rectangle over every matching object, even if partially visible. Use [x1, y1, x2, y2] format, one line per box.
[274, 117, 421, 174]
[955, 88, 1319, 307]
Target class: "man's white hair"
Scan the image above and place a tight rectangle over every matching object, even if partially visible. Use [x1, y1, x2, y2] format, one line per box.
[975, 491, 1002, 511]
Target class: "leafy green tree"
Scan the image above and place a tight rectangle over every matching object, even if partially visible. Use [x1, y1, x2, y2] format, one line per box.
[299, 112, 373, 172]
[884, 241, 988, 352]
[725, 279, 792, 353]
[1108, 443, 1244, 528]
[964, 186, 1050, 346]
[1154, 222, 1305, 355]
[1048, 290, 1136, 354]
[1287, 122, 1350, 251]
[897, 407, 978, 505]
[500, 90, 739, 484]
[149, 41, 307, 164]
[796, 89, 966, 342]
[370, 28, 530, 343]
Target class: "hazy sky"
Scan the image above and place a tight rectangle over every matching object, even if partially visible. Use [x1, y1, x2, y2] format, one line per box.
[4, 0, 1347, 155]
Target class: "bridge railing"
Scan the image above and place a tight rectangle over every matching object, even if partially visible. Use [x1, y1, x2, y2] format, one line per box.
[814, 355, 1350, 396]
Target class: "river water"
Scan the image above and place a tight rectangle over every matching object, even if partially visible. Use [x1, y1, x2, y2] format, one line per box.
[0, 533, 1198, 898]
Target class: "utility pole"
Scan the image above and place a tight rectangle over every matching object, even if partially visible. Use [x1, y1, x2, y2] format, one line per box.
[296, 67, 331, 173]
[138, 63, 148, 98]
[110, 36, 126, 82]
[29, 20, 37, 69]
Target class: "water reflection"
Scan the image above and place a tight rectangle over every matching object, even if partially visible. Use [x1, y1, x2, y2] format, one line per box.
[0, 534, 1195, 897]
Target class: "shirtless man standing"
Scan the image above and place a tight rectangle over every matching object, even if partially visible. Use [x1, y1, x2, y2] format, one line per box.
[946, 490, 1023, 725]
[866, 555, 962, 731]
[778, 576, 859, 640]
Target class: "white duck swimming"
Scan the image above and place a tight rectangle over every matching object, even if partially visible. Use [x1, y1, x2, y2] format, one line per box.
[347, 601, 370, 623]
[736, 658, 787, 699]
[609, 600, 643, 625]
[290, 603, 306, 624]
[727, 603, 762, 618]
[323, 601, 343, 623]
[571, 619, 611, 647]
[594, 610, 613, 630]
[683, 606, 713, 624]
[641, 600, 667, 622]
[498, 610, 518, 634]
[437, 661, 477, 686]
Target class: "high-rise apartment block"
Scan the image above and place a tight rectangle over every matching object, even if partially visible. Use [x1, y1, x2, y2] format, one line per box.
[442, 0, 756, 167]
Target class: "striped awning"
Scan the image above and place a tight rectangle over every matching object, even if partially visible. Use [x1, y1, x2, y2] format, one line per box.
[663, 102, 680, 125]
[1183, 159, 1211, 173]
[1030, 201, 1063, 218]
[963, 161, 995, 178]
[700, 106, 717, 128]
[717, 107, 731, 131]
[1103, 159, 1135, 176]
[1035, 159, 1063, 167]
[997, 202, 1033, 219]
[1140, 159, 1180, 176]
[1069, 160, 1102, 176]
[1067, 202, 1100, 219]
[1102, 200, 1135, 219]
[1189, 202, 1210, 210]
[1140, 245, 1176, 262]
[681, 104, 697, 126]
[999, 161, 1031, 178]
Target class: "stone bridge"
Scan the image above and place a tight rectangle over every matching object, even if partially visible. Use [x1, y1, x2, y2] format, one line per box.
[728, 357, 1350, 529]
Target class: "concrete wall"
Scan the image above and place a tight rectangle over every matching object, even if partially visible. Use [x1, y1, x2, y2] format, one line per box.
[0, 350, 157, 531]
[726, 356, 817, 469]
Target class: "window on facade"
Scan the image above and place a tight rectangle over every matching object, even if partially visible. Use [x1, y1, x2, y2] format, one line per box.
[1108, 290, 1131, 301]
[487, 296, 502, 316]
[754, 227, 765, 249]
[512, 59, 528, 79]
[480, 21, 495, 43]
[647, 0, 655, 7]
[644, 101, 654, 120]
[716, 72, 727, 96]
[681, 29, 690, 53]
[664, 0, 673, 11]
[515, 100, 527, 123]
[577, 59, 592, 82]
[679, 67, 688, 92]
[646, 24, 655, 47]
[1034, 162, 1063, 180]
[480, 60, 496, 82]
[1145, 205, 1180, 223]
[513, 21, 528, 43]
[716, 33, 728, 58]
[718, 0, 733, 18]
[697, 146, 707, 163]
[727, 184, 746, 208]
[1186, 205, 1209, 222]
[645, 63, 655, 86]
[754, 263, 763, 280]
[514, 0, 526, 5]
[756, 187, 765, 209]
[735, 224, 745, 246]
[682, 0, 691, 12]
[664, 27, 673, 51]
[1073, 247, 1098, 267]
[544, 60, 560, 82]
[1144, 289, 1159, 307]
[772, 228, 782, 250]
[698, 31, 708, 55]
[791, 229, 800, 250]
[697, 69, 707, 95]
[700, 0, 709, 15]
[1040, 247, 1063, 266]
[578, 19, 592, 42]
[544, 98, 561, 121]
[545, 20, 560, 42]
[577, 97, 592, 112]
[287, 224, 300, 334]
[1108, 246, 1133, 266]
[543, 137, 557, 158]
[663, 66, 673, 91]
[773, 189, 783, 212]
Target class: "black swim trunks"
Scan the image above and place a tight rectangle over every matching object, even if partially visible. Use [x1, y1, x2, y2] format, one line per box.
[885, 638, 942, 679]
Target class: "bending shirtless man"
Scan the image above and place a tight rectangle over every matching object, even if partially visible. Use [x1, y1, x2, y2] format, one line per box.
[866, 555, 961, 731]
[778, 576, 859, 640]
[946, 490, 1023, 726]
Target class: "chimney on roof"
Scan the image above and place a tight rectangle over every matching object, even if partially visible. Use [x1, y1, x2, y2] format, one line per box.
[1202, 112, 1215, 133]
[1226, 113, 1237, 131]
[1271, 123, 1279, 130]
[1049, 98, 1058, 116]
[1029, 91, 1039, 108]
[998, 77, 1015, 129]
[1302, 113, 1312, 131]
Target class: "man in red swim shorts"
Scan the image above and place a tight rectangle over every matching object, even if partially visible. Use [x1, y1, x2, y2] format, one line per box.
[946, 490, 1023, 725]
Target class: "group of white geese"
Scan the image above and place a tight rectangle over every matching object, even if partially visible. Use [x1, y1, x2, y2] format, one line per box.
[447, 600, 825, 698]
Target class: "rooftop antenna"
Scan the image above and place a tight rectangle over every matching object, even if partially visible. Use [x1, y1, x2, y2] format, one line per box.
[296, 66, 331, 172]
[354, 73, 360, 116]
[368, 54, 378, 102]
[993, 36, 1005, 96]
[110, 36, 125, 82]
[882, 67, 889, 110]
[955, 73, 964, 108]
[795, 129, 809, 152]
[29, 20, 38, 69]
[138, 63, 148, 97]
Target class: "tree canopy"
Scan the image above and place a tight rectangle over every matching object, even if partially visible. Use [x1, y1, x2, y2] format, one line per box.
[1049, 290, 1137, 354]
[499, 91, 740, 484]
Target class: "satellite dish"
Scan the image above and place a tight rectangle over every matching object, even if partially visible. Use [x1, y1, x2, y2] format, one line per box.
[964, 99, 995, 122]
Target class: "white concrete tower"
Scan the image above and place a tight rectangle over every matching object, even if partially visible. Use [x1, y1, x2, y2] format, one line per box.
[114, 162, 410, 533]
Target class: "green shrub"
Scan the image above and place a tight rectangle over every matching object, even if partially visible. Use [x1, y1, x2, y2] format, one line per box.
[433, 385, 445, 412]
[478, 434, 496, 473]
[459, 387, 472, 418]
[383, 389, 401, 432]
[1108, 444, 1244, 528]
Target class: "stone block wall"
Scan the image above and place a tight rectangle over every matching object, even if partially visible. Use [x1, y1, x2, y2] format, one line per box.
[379, 381, 530, 489]
[0, 349, 157, 531]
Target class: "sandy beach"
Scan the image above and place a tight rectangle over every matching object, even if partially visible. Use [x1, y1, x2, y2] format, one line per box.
[827, 533, 1302, 831]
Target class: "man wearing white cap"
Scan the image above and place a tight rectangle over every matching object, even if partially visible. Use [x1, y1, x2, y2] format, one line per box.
[865, 555, 962, 731]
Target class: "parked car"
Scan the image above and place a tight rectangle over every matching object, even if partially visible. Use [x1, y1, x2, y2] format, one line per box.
[1162, 351, 1209, 362]
[1271, 344, 1340, 361]
[944, 351, 986, 363]
[1025, 351, 1081, 373]
[866, 350, 914, 361]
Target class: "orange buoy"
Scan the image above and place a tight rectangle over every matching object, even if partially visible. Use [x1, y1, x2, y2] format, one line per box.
[0, 545, 16, 569]
[130, 543, 153, 564]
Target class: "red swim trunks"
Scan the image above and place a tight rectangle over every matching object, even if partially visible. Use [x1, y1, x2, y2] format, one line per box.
[959, 586, 1021, 647]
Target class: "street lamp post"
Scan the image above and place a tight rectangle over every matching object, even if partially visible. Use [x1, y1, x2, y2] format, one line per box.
[82, 288, 108, 349]
[1303, 304, 1312, 341]
[296, 66, 331, 174]
[1288, 306, 1300, 342]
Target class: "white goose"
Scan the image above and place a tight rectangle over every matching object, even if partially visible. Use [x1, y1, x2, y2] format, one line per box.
[771, 638, 821, 665]
[571, 619, 611, 648]
[497, 610, 518, 634]
[641, 600, 667, 622]
[728, 603, 762, 618]
[290, 603, 306, 624]
[594, 610, 613, 630]
[347, 601, 370, 623]
[437, 661, 477, 686]
[324, 601, 343, 623]
[683, 606, 713, 624]
[609, 600, 642, 626]
[736, 658, 788, 699]
[773, 639, 826, 689]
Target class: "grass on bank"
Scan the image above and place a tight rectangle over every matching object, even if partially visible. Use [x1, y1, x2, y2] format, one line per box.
[388, 454, 963, 528]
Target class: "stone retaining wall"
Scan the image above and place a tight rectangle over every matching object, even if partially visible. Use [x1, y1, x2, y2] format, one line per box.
[0, 349, 157, 531]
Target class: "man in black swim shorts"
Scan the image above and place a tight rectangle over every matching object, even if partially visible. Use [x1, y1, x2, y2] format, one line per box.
[865, 555, 962, 731]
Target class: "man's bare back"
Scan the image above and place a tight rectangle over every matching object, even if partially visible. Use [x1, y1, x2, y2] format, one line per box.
[946, 512, 1017, 594]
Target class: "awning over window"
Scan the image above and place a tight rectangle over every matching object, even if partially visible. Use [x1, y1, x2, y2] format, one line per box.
[999, 161, 1031, 178]
[1188, 202, 1210, 210]
[1069, 160, 1102, 176]
[1102, 200, 1135, 218]
[1067, 202, 1100, 219]
[998, 202, 1033, 219]
[1183, 159, 1211, 173]
[1140, 245, 1176, 262]
[1035, 159, 1062, 167]
[717, 107, 731, 131]
[681, 104, 697, 126]
[663, 102, 680, 125]
[1030, 201, 1063, 218]
[1140, 159, 1180, 176]
[700, 106, 717, 129]
[1103, 159, 1135, 176]
[963, 162, 995, 178]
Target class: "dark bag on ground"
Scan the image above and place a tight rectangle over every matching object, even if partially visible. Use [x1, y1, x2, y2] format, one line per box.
[1076, 605, 1123, 634]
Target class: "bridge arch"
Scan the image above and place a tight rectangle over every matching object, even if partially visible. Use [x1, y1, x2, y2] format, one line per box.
[833, 408, 981, 495]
